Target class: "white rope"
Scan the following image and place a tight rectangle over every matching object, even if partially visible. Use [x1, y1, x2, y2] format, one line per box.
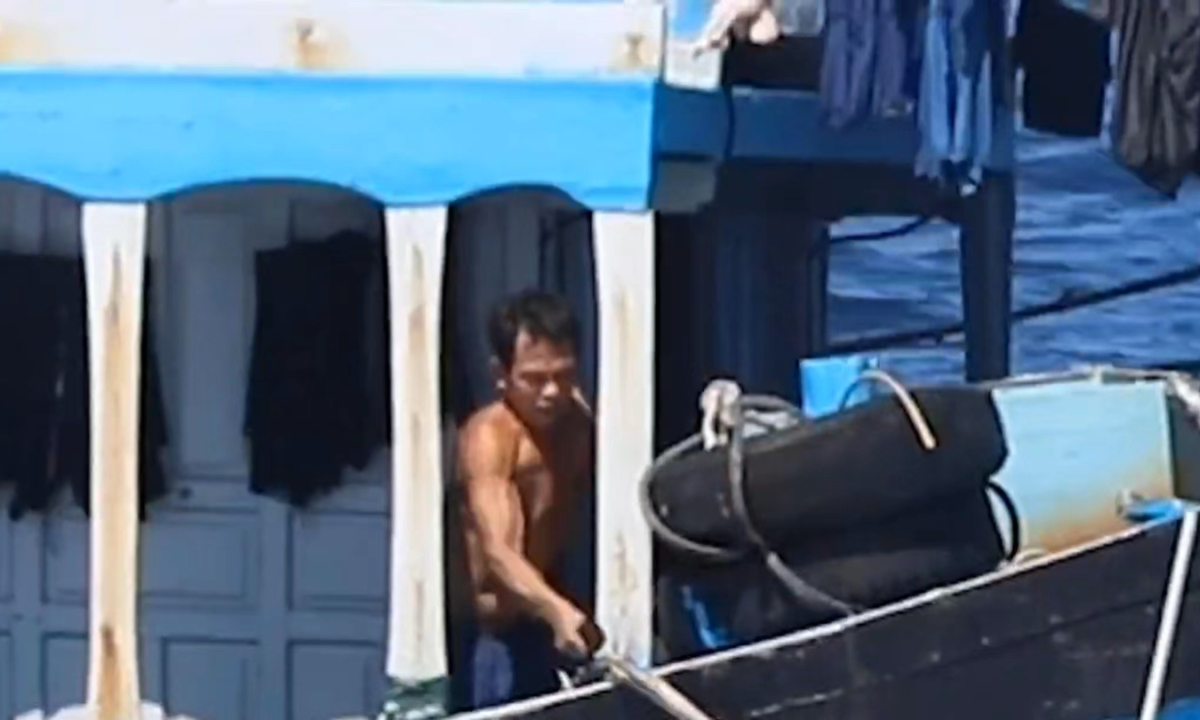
[699, 379, 742, 450]
[1138, 509, 1198, 720]
[838, 369, 938, 451]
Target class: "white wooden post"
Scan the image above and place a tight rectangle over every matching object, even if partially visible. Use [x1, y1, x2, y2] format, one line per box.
[592, 211, 656, 667]
[384, 206, 450, 709]
[81, 201, 147, 720]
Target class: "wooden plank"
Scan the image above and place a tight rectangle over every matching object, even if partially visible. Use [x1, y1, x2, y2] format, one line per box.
[81, 201, 147, 720]
[0, 0, 664, 78]
[384, 206, 449, 706]
[592, 211, 655, 667]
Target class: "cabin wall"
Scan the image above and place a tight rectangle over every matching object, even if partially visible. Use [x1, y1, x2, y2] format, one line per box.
[654, 208, 828, 450]
[0, 180, 393, 720]
[0, 177, 831, 717]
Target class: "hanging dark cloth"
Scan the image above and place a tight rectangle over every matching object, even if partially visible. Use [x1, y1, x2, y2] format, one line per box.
[243, 232, 387, 507]
[1013, 0, 1110, 138]
[819, 0, 924, 130]
[0, 252, 169, 520]
[1076, 0, 1200, 197]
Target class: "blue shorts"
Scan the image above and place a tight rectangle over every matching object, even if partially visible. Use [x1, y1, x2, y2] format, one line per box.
[458, 620, 564, 711]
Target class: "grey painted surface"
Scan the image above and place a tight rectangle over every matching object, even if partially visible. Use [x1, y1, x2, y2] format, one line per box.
[0, 184, 391, 720]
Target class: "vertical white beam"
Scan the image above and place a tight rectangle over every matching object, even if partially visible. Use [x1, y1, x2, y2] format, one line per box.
[384, 206, 450, 708]
[81, 201, 147, 720]
[592, 211, 656, 666]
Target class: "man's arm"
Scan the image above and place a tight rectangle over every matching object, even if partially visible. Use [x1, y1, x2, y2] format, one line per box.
[459, 418, 578, 625]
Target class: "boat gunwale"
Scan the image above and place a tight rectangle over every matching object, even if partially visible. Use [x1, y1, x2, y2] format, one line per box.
[455, 513, 1181, 720]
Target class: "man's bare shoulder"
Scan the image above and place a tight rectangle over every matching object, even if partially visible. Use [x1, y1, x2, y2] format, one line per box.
[457, 402, 522, 482]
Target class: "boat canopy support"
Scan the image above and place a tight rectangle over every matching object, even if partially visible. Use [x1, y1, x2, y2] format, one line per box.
[80, 201, 148, 720]
[959, 172, 1015, 381]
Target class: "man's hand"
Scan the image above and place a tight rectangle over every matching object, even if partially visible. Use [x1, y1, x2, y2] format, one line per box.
[549, 603, 606, 661]
[693, 0, 781, 53]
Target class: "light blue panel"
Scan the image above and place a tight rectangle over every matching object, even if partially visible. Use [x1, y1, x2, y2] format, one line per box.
[989, 380, 1174, 555]
[799, 354, 878, 418]
[0, 69, 657, 208]
[669, 0, 713, 42]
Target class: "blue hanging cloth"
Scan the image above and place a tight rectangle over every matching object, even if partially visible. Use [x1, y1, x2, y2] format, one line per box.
[819, 0, 924, 130]
[914, 0, 1011, 187]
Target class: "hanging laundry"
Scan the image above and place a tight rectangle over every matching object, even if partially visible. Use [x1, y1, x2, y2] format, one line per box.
[914, 0, 1010, 186]
[1075, 0, 1200, 197]
[0, 252, 169, 520]
[1012, 0, 1110, 138]
[819, 0, 924, 129]
[243, 232, 387, 507]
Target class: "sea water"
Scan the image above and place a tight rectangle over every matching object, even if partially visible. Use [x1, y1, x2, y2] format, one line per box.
[829, 128, 1200, 385]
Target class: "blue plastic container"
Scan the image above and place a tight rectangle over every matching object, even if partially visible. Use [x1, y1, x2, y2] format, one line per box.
[799, 354, 881, 418]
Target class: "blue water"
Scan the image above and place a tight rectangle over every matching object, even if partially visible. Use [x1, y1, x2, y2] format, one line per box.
[829, 127, 1200, 384]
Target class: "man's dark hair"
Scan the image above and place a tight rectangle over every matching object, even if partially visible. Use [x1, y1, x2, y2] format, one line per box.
[488, 289, 580, 368]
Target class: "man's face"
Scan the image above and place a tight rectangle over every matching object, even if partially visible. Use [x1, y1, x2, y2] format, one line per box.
[499, 330, 579, 429]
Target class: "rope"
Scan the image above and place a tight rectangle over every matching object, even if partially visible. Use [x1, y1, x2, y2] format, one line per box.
[833, 372, 1023, 563]
[726, 393, 857, 615]
[1138, 509, 1198, 720]
[637, 385, 854, 616]
[830, 215, 935, 245]
[835, 369, 937, 450]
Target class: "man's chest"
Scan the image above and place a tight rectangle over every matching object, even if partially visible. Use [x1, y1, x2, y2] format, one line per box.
[512, 440, 591, 520]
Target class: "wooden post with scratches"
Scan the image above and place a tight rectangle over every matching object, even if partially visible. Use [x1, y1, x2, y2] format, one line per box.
[592, 211, 656, 667]
[81, 201, 147, 720]
[384, 206, 450, 713]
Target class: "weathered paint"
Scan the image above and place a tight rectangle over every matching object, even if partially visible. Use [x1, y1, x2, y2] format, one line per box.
[592, 211, 655, 667]
[0, 0, 665, 79]
[384, 207, 450, 690]
[989, 379, 1175, 555]
[80, 202, 147, 720]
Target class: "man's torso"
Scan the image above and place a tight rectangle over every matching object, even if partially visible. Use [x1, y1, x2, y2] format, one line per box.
[461, 402, 593, 628]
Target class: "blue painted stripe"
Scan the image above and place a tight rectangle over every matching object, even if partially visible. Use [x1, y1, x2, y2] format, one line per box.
[0, 69, 657, 208]
[657, 86, 923, 165]
[0, 67, 994, 208]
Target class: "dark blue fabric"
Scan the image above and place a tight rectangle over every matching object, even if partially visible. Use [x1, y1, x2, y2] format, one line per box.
[455, 621, 563, 711]
[819, 0, 922, 130]
[914, 0, 1008, 185]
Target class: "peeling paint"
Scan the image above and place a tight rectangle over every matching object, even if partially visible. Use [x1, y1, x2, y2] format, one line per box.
[292, 17, 350, 71]
[0, 20, 49, 64]
[612, 31, 660, 72]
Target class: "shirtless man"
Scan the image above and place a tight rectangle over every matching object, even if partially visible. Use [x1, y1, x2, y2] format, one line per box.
[455, 289, 605, 711]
